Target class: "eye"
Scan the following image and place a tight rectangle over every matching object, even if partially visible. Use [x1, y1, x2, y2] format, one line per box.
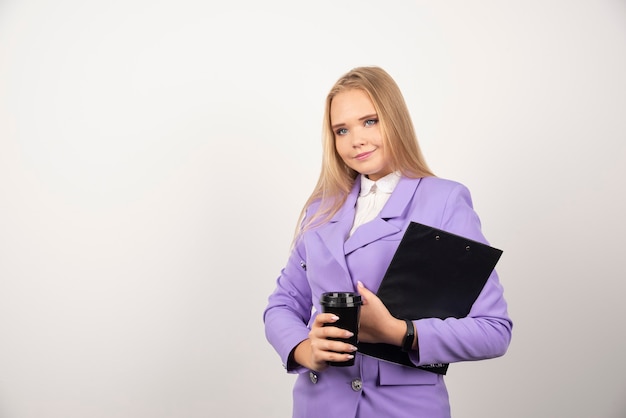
[364, 119, 378, 127]
[335, 127, 348, 136]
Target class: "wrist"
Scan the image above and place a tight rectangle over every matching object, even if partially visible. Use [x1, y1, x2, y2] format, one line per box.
[383, 318, 407, 347]
[292, 339, 312, 369]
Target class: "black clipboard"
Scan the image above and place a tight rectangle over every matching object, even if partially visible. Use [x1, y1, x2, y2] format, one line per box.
[358, 222, 503, 374]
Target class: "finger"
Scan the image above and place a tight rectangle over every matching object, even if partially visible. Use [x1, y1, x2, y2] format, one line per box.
[357, 281, 372, 303]
[311, 325, 354, 340]
[326, 352, 355, 363]
[312, 339, 357, 357]
[312, 313, 340, 327]
[357, 280, 372, 294]
[311, 349, 354, 368]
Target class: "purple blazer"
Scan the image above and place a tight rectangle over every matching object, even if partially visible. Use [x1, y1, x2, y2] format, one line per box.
[264, 176, 512, 418]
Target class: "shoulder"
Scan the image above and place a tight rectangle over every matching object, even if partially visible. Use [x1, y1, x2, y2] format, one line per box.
[418, 177, 486, 240]
[418, 175, 466, 189]
[305, 198, 323, 215]
[303, 180, 359, 222]
[401, 176, 477, 228]
[415, 176, 472, 200]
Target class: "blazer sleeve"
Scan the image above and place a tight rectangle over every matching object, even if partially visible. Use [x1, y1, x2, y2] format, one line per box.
[411, 182, 513, 366]
[263, 233, 313, 373]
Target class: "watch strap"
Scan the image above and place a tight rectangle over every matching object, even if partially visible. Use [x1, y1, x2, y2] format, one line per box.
[401, 319, 415, 352]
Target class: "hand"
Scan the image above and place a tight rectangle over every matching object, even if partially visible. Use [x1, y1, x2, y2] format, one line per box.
[357, 281, 405, 346]
[293, 313, 358, 372]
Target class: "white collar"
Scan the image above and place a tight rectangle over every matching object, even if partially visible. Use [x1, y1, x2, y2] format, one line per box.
[359, 172, 401, 196]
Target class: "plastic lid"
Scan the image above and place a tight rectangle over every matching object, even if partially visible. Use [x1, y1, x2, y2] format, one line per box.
[320, 292, 362, 307]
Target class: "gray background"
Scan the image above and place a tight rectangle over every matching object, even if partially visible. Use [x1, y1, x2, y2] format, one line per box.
[1, 0, 625, 417]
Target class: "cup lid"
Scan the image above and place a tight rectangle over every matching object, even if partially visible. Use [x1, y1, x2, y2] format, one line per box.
[320, 292, 362, 306]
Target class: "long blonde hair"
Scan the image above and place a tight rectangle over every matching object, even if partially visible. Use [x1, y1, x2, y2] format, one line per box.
[295, 66, 434, 240]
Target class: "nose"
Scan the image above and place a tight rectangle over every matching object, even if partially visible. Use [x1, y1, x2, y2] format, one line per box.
[350, 129, 366, 148]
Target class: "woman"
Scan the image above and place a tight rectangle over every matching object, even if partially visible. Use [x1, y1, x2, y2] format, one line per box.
[263, 66, 512, 418]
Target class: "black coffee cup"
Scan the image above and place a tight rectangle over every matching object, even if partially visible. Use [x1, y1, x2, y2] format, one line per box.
[320, 292, 362, 367]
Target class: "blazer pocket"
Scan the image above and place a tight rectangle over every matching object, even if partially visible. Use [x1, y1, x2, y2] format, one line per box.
[378, 361, 439, 386]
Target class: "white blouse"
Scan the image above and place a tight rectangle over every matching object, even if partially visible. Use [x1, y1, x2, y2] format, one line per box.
[349, 172, 401, 237]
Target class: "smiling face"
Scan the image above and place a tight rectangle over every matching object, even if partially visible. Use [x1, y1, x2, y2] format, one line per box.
[330, 89, 391, 181]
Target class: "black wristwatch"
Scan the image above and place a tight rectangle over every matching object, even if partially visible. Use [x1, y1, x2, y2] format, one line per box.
[401, 319, 415, 352]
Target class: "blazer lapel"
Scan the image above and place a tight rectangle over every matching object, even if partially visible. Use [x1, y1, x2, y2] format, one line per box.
[344, 177, 423, 255]
[315, 181, 360, 280]
[312, 176, 423, 283]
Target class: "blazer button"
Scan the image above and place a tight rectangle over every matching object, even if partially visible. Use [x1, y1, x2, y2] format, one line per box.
[309, 371, 318, 384]
[351, 378, 362, 392]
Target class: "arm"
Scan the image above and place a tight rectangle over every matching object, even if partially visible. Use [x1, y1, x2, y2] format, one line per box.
[353, 182, 511, 365]
[411, 183, 512, 365]
[263, 235, 358, 372]
[263, 240, 313, 371]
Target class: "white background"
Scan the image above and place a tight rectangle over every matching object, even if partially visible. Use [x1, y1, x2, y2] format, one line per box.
[1, 1, 625, 417]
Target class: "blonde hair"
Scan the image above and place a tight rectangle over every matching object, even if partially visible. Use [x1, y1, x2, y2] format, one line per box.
[295, 66, 434, 240]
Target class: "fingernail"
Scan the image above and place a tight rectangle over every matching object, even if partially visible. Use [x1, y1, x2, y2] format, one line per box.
[345, 331, 354, 337]
[346, 354, 354, 359]
[331, 315, 339, 321]
[350, 345, 358, 352]
[357, 281, 363, 287]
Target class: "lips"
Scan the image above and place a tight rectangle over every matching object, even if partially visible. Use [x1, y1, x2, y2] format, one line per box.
[355, 150, 375, 160]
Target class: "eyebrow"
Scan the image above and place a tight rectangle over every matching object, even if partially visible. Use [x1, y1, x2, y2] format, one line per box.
[331, 113, 378, 130]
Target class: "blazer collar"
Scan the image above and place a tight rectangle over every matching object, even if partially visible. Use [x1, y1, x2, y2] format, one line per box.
[379, 176, 422, 219]
[344, 176, 422, 254]
[315, 176, 423, 268]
